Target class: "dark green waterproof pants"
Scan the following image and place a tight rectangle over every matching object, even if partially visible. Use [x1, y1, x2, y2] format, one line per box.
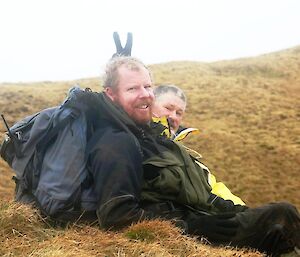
[231, 202, 300, 256]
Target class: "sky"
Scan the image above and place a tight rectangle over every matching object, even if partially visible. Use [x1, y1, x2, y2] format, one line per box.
[0, 0, 300, 83]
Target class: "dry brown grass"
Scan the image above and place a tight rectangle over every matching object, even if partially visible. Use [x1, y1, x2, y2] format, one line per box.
[1, 46, 300, 256]
[0, 201, 264, 257]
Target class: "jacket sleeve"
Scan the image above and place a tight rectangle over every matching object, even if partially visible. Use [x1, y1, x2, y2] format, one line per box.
[209, 173, 246, 205]
[88, 129, 158, 229]
[195, 160, 246, 206]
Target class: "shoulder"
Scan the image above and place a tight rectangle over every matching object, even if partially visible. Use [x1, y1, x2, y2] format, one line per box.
[88, 122, 140, 154]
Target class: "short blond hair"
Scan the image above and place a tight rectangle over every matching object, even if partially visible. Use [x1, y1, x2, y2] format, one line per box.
[103, 56, 153, 90]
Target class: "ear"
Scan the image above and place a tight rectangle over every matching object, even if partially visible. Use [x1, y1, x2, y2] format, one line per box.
[105, 87, 116, 101]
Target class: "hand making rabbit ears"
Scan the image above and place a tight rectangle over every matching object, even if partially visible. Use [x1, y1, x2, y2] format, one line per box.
[112, 31, 133, 58]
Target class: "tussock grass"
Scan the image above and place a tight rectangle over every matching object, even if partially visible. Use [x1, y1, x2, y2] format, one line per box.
[0, 201, 60, 256]
[123, 220, 264, 257]
[0, 203, 265, 256]
[0, 202, 47, 237]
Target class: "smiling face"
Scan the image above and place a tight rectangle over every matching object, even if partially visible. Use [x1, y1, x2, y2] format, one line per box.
[152, 91, 186, 134]
[105, 65, 154, 124]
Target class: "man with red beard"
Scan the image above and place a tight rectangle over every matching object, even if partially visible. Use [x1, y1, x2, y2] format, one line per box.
[87, 56, 300, 257]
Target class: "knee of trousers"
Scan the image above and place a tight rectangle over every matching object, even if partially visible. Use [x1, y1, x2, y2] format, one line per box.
[269, 202, 300, 226]
[271, 202, 299, 215]
[269, 223, 285, 233]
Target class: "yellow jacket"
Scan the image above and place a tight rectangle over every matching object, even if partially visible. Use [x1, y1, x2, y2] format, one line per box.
[152, 117, 245, 206]
[194, 161, 245, 205]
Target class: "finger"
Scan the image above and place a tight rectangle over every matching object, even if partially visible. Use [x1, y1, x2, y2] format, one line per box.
[113, 32, 123, 53]
[123, 32, 133, 56]
[208, 230, 236, 241]
[217, 219, 239, 228]
[216, 227, 238, 237]
[217, 212, 236, 219]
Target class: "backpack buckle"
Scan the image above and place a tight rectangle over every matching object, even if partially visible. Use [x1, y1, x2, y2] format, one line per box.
[15, 131, 22, 140]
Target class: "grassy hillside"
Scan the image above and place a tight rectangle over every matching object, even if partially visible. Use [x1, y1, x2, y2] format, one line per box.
[151, 46, 300, 209]
[0, 46, 300, 256]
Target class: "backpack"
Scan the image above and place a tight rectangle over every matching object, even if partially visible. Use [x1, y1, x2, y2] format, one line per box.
[0, 86, 99, 221]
